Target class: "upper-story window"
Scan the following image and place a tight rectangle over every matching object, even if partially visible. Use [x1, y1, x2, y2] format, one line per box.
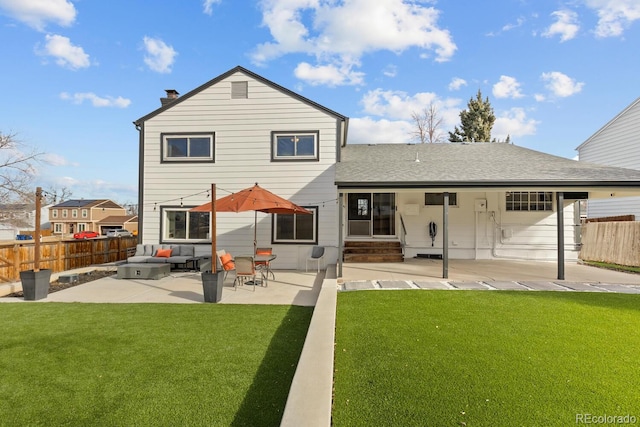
[161, 133, 214, 163]
[72, 209, 78, 218]
[82, 209, 88, 218]
[52, 210, 58, 218]
[271, 131, 319, 161]
[62, 209, 68, 218]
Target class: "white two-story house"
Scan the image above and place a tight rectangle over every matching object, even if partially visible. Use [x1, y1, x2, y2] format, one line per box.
[135, 66, 640, 274]
[134, 66, 347, 269]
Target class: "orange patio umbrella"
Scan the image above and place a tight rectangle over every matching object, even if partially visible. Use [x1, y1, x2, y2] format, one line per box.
[191, 183, 312, 255]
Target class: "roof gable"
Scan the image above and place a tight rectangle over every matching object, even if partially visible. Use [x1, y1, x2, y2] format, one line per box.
[134, 65, 346, 125]
[576, 96, 640, 151]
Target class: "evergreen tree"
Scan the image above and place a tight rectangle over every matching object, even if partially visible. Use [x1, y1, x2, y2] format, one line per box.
[448, 90, 496, 142]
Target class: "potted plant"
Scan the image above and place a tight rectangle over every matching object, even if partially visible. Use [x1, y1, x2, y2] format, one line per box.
[20, 187, 51, 301]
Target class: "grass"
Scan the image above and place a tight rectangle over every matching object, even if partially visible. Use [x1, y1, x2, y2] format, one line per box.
[334, 291, 640, 427]
[0, 303, 312, 427]
[581, 260, 640, 274]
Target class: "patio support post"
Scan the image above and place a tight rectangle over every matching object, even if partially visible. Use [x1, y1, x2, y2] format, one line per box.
[556, 191, 564, 280]
[443, 192, 449, 279]
[338, 192, 343, 277]
[211, 183, 217, 273]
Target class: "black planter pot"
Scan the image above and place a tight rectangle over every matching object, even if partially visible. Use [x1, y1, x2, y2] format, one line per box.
[20, 269, 52, 301]
[201, 271, 225, 303]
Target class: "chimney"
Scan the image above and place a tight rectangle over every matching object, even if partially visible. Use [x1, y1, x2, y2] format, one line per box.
[160, 89, 179, 106]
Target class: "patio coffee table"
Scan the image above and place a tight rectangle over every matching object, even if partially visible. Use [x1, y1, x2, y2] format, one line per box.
[117, 263, 170, 280]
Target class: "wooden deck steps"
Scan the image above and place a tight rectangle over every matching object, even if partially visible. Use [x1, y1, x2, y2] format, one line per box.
[343, 241, 404, 263]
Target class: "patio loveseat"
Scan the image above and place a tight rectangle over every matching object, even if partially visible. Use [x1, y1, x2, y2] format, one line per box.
[127, 244, 204, 270]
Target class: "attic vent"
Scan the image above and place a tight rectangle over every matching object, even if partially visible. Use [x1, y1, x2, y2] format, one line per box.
[231, 81, 248, 99]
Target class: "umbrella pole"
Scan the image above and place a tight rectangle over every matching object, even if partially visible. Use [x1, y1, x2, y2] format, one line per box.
[211, 183, 216, 273]
[254, 210, 257, 256]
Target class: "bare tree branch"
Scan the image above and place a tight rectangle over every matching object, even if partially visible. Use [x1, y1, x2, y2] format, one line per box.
[0, 132, 44, 203]
[409, 103, 445, 143]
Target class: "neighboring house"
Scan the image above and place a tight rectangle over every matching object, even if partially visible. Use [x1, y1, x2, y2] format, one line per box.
[134, 66, 347, 268]
[50, 200, 129, 236]
[576, 96, 640, 219]
[134, 66, 640, 272]
[0, 203, 52, 238]
[98, 215, 138, 234]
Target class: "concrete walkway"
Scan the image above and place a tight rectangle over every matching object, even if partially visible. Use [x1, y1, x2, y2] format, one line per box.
[0, 267, 322, 305]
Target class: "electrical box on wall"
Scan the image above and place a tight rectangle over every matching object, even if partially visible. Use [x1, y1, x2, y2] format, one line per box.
[404, 204, 420, 216]
[474, 199, 487, 212]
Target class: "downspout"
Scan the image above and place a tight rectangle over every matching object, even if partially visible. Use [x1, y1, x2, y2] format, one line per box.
[338, 192, 343, 277]
[134, 121, 144, 243]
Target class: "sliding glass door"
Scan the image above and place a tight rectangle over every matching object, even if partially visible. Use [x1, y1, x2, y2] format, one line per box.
[347, 193, 395, 237]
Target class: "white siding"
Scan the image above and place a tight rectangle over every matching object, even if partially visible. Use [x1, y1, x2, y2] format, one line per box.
[397, 191, 578, 260]
[578, 98, 640, 219]
[141, 71, 342, 269]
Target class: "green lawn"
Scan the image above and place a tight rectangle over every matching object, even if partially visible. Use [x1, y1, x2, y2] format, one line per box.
[0, 303, 312, 427]
[334, 291, 640, 427]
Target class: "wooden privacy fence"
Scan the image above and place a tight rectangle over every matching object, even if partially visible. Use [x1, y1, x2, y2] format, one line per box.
[579, 221, 640, 267]
[0, 237, 138, 283]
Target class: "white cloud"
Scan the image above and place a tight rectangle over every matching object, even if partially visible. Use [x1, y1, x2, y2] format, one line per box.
[542, 10, 580, 42]
[360, 88, 462, 131]
[59, 92, 131, 108]
[382, 64, 397, 78]
[0, 0, 76, 31]
[39, 34, 90, 70]
[349, 117, 413, 144]
[41, 153, 77, 167]
[493, 75, 524, 99]
[541, 71, 584, 97]
[493, 108, 539, 140]
[203, 0, 222, 15]
[534, 93, 546, 102]
[448, 77, 467, 91]
[142, 36, 177, 73]
[294, 62, 365, 86]
[585, 0, 640, 37]
[252, 0, 456, 86]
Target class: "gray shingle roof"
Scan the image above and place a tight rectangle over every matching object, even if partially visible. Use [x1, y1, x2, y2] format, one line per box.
[335, 143, 640, 188]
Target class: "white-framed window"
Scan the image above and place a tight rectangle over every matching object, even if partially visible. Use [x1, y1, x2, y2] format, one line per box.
[161, 133, 214, 162]
[52, 210, 58, 218]
[161, 207, 210, 241]
[425, 193, 458, 206]
[77, 223, 86, 232]
[82, 209, 88, 218]
[72, 209, 78, 218]
[273, 206, 317, 243]
[271, 131, 319, 161]
[54, 223, 63, 233]
[62, 209, 68, 218]
[506, 192, 553, 211]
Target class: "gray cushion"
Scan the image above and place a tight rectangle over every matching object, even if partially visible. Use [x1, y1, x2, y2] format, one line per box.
[177, 245, 194, 257]
[134, 244, 145, 256]
[143, 245, 153, 256]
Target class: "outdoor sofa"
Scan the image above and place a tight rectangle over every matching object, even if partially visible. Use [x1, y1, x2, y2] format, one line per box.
[127, 244, 206, 270]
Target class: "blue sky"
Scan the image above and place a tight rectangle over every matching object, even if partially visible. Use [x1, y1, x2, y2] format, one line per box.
[1, 0, 639, 203]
